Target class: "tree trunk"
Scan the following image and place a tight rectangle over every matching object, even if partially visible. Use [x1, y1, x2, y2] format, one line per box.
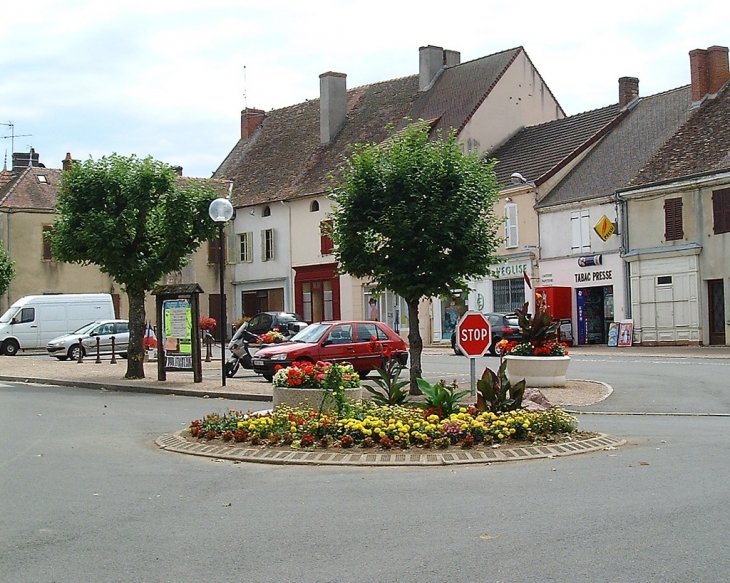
[125, 287, 146, 379]
[407, 298, 423, 395]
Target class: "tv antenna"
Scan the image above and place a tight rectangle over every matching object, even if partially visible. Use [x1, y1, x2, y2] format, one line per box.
[0, 122, 33, 157]
[243, 65, 247, 111]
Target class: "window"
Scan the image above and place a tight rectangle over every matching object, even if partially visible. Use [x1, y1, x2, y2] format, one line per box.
[664, 197, 683, 240]
[208, 236, 222, 264]
[310, 200, 320, 212]
[657, 276, 672, 285]
[492, 278, 525, 313]
[712, 188, 730, 234]
[320, 220, 334, 255]
[239, 232, 253, 262]
[504, 203, 518, 248]
[36, 174, 48, 184]
[18, 307, 35, 323]
[571, 210, 591, 253]
[262, 205, 271, 217]
[262, 229, 275, 261]
[42, 225, 54, 260]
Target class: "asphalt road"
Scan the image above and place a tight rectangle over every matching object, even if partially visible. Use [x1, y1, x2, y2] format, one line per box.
[2, 354, 730, 582]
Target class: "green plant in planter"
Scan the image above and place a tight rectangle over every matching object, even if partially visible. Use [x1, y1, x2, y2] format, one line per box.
[364, 358, 410, 406]
[476, 360, 526, 413]
[415, 378, 470, 417]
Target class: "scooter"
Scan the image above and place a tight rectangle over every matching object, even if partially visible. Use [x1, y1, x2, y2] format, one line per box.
[225, 326, 258, 378]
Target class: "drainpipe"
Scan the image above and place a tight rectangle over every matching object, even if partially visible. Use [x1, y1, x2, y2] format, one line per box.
[615, 190, 631, 319]
[280, 200, 293, 311]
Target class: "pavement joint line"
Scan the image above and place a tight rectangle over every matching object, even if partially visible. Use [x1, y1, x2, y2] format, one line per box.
[155, 431, 627, 466]
[565, 410, 730, 417]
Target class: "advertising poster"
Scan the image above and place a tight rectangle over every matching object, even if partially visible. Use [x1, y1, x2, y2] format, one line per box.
[576, 289, 586, 345]
[618, 320, 634, 347]
[162, 299, 193, 370]
[607, 322, 620, 347]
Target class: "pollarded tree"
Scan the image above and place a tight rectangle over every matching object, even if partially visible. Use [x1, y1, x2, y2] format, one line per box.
[50, 154, 221, 379]
[0, 241, 15, 299]
[330, 121, 503, 393]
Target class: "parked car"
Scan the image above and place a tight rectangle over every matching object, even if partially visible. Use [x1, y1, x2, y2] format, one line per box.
[46, 319, 129, 361]
[233, 312, 308, 343]
[451, 312, 521, 355]
[251, 320, 408, 381]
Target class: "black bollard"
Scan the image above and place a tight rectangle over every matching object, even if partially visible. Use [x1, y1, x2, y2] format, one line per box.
[95, 336, 102, 364]
[205, 333, 212, 362]
[110, 336, 117, 364]
[77, 338, 84, 363]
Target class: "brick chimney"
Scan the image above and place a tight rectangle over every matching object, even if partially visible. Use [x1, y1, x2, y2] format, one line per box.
[690, 46, 730, 103]
[240, 108, 265, 140]
[62, 152, 75, 171]
[419, 45, 460, 91]
[12, 148, 39, 171]
[320, 71, 347, 144]
[618, 77, 639, 107]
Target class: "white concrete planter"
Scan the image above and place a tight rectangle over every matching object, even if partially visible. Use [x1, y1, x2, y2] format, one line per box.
[272, 386, 362, 410]
[503, 355, 571, 388]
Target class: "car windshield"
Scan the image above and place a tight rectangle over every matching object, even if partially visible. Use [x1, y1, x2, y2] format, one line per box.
[0, 308, 19, 324]
[70, 322, 99, 335]
[276, 313, 304, 324]
[290, 323, 329, 343]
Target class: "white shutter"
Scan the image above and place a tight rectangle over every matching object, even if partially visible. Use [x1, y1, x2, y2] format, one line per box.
[580, 210, 591, 252]
[571, 211, 581, 252]
[505, 204, 518, 248]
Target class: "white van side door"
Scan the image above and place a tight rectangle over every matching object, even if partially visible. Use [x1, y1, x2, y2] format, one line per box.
[10, 306, 40, 349]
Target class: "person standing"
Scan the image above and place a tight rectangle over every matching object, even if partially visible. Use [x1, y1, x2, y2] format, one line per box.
[368, 298, 380, 321]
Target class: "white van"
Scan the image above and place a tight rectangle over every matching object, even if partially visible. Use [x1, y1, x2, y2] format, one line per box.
[0, 294, 116, 355]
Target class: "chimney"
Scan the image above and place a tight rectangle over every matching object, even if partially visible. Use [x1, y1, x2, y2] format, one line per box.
[419, 45, 460, 91]
[690, 46, 729, 103]
[171, 165, 183, 176]
[320, 71, 347, 144]
[62, 152, 75, 172]
[444, 49, 461, 67]
[240, 108, 265, 140]
[12, 148, 39, 172]
[618, 77, 639, 107]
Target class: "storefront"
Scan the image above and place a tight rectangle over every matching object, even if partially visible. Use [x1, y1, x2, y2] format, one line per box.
[539, 252, 626, 345]
[363, 287, 409, 334]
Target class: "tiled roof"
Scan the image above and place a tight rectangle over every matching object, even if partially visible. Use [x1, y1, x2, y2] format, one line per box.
[215, 75, 421, 207]
[491, 103, 624, 187]
[0, 167, 60, 211]
[630, 85, 730, 186]
[537, 85, 694, 208]
[405, 47, 525, 136]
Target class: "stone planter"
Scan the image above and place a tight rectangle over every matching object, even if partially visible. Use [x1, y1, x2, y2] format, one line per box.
[503, 355, 571, 388]
[272, 386, 362, 410]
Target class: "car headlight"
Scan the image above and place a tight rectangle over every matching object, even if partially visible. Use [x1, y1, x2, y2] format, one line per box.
[270, 353, 288, 361]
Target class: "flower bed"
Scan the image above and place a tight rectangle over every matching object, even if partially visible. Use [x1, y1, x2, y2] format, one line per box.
[188, 403, 580, 451]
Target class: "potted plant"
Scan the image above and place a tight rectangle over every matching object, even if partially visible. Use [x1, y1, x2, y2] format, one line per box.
[496, 293, 571, 387]
[271, 360, 362, 412]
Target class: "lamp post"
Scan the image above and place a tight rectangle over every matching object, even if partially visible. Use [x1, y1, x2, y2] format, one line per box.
[208, 197, 234, 386]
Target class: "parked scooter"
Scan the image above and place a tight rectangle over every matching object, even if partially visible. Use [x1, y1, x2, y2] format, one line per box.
[225, 320, 308, 378]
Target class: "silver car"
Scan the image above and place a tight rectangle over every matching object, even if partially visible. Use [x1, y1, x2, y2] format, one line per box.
[47, 319, 129, 361]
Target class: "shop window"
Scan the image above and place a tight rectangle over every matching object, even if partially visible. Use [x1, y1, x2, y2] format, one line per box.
[42, 225, 54, 260]
[239, 232, 253, 262]
[504, 203, 518, 248]
[712, 188, 730, 234]
[571, 210, 591, 253]
[664, 197, 683, 240]
[262, 229, 275, 261]
[493, 278, 525, 313]
[320, 220, 334, 255]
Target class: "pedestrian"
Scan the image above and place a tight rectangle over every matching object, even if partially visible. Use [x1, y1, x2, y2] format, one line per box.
[368, 298, 380, 321]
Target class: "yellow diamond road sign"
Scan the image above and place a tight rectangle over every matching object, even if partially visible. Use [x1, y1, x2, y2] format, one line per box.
[594, 215, 616, 241]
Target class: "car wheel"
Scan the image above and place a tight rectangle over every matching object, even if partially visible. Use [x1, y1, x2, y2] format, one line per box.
[263, 374, 274, 382]
[68, 345, 85, 361]
[488, 337, 501, 356]
[2, 339, 20, 356]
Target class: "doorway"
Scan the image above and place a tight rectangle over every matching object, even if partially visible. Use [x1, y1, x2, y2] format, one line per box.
[708, 279, 726, 345]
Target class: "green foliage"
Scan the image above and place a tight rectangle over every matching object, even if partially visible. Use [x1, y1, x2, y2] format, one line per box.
[476, 360, 526, 413]
[415, 378, 470, 417]
[50, 154, 222, 377]
[330, 120, 502, 303]
[0, 242, 15, 298]
[514, 298, 558, 346]
[364, 358, 410, 406]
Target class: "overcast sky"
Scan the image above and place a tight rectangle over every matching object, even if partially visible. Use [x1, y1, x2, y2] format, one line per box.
[2, 0, 729, 177]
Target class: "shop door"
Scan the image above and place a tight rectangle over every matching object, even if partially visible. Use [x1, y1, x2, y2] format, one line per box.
[708, 280, 726, 345]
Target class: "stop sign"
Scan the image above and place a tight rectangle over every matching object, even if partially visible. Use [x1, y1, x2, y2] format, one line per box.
[455, 312, 492, 357]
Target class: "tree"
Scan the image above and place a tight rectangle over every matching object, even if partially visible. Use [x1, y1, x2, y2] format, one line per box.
[51, 154, 221, 379]
[330, 121, 503, 393]
[0, 241, 16, 299]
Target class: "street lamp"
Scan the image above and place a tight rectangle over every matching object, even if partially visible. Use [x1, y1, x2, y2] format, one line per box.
[208, 197, 234, 386]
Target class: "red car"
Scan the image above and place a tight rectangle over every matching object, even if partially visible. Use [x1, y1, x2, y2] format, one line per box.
[251, 320, 408, 381]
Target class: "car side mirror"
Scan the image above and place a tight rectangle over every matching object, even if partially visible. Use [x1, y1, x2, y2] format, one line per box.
[322, 339, 333, 347]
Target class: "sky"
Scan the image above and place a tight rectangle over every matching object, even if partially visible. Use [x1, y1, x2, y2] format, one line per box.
[2, 0, 729, 178]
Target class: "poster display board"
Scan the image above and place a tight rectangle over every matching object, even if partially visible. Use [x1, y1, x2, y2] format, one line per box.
[162, 299, 193, 370]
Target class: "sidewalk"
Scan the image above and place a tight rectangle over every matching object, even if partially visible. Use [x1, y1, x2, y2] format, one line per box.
[1, 344, 727, 402]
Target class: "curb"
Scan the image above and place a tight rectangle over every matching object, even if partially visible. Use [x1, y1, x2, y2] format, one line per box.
[155, 431, 626, 467]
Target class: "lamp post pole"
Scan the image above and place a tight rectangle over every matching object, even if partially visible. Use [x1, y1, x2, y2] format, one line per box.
[208, 197, 234, 387]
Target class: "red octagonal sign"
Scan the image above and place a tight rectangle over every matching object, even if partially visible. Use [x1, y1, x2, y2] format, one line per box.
[456, 311, 492, 357]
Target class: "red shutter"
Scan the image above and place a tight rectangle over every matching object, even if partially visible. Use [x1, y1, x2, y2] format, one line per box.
[664, 198, 683, 241]
[320, 220, 334, 255]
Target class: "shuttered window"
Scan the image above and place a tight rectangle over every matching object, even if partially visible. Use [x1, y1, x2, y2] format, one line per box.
[664, 197, 683, 240]
[504, 204, 518, 248]
[239, 232, 253, 262]
[712, 188, 730, 234]
[571, 210, 591, 252]
[262, 229, 275, 261]
[208, 236, 222, 264]
[320, 220, 334, 255]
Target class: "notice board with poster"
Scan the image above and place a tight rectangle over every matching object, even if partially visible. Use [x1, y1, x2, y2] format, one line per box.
[618, 320, 634, 347]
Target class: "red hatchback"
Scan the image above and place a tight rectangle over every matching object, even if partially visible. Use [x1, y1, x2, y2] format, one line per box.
[251, 320, 408, 381]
